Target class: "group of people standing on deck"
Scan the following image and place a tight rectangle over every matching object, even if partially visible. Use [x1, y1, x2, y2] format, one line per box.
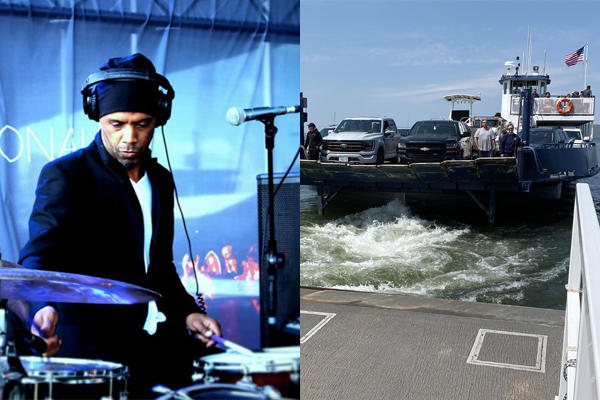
[560, 85, 593, 99]
[474, 118, 521, 158]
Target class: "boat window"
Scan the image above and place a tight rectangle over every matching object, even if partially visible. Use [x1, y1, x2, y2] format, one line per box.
[504, 82, 508, 95]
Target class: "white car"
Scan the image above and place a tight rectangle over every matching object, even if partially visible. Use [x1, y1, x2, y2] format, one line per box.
[563, 127, 589, 147]
[320, 124, 337, 138]
[321, 117, 400, 164]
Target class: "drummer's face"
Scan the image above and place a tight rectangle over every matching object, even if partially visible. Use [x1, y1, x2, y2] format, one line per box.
[99, 111, 156, 171]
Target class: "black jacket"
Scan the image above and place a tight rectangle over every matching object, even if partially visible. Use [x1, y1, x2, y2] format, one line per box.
[499, 133, 521, 157]
[305, 129, 322, 150]
[19, 132, 201, 361]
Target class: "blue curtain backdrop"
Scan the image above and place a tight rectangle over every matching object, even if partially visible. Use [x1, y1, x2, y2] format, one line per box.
[0, 0, 300, 350]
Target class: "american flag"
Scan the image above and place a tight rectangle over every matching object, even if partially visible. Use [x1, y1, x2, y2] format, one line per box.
[565, 46, 585, 67]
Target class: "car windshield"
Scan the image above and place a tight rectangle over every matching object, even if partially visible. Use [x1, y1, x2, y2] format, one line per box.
[410, 122, 458, 137]
[564, 130, 582, 140]
[335, 119, 381, 133]
[529, 130, 555, 143]
[522, 129, 566, 144]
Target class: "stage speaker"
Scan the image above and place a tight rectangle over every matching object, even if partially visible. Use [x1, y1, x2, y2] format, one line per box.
[257, 171, 300, 348]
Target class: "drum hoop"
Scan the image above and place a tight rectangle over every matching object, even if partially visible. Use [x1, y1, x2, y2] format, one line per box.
[199, 358, 296, 374]
[169, 382, 266, 399]
[18, 357, 127, 381]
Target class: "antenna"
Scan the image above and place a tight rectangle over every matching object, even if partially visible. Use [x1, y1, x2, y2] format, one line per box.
[543, 50, 546, 75]
[526, 25, 530, 75]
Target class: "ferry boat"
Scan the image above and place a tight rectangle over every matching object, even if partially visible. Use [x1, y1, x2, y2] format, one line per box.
[500, 58, 594, 141]
[300, 54, 600, 221]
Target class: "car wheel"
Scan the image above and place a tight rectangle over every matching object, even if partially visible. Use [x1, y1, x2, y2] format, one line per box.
[376, 148, 384, 165]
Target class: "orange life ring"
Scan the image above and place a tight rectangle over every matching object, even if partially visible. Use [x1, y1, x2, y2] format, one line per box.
[557, 98, 573, 114]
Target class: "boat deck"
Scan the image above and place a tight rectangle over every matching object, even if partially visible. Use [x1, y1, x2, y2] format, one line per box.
[301, 158, 520, 190]
[301, 287, 564, 400]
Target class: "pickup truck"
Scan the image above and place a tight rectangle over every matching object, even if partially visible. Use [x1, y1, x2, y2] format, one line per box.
[396, 119, 473, 163]
[320, 117, 400, 164]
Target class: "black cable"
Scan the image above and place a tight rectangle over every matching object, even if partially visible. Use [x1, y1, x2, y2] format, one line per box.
[262, 146, 300, 268]
[160, 126, 206, 313]
[274, 146, 301, 197]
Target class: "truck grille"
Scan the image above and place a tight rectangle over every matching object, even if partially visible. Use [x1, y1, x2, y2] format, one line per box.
[406, 143, 450, 162]
[324, 141, 367, 152]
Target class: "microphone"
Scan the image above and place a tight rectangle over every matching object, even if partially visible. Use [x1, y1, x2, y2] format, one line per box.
[227, 105, 300, 126]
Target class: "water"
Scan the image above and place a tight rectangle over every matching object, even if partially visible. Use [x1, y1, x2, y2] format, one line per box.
[300, 148, 600, 311]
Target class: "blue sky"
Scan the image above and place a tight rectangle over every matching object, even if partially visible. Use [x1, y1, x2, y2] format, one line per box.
[301, 1, 599, 131]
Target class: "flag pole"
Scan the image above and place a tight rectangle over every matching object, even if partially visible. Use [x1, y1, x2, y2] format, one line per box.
[585, 42, 588, 88]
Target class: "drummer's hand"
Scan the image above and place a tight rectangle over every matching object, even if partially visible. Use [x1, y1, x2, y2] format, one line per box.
[186, 313, 221, 347]
[31, 306, 61, 356]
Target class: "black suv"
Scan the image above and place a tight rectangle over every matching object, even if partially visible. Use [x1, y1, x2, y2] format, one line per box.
[396, 120, 472, 164]
[518, 127, 571, 149]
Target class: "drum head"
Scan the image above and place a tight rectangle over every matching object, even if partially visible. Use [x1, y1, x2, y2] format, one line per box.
[14, 356, 127, 382]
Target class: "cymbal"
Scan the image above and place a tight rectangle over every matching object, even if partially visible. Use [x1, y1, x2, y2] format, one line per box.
[0, 260, 161, 304]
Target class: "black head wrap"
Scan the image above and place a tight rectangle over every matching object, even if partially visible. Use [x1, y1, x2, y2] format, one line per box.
[96, 53, 160, 119]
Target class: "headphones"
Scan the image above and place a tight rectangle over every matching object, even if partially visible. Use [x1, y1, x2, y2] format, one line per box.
[81, 69, 175, 127]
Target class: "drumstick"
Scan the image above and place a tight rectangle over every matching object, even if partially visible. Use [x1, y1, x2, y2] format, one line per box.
[205, 330, 255, 356]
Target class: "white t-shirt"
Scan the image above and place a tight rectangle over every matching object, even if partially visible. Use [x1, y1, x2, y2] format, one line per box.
[130, 174, 166, 335]
[475, 128, 495, 151]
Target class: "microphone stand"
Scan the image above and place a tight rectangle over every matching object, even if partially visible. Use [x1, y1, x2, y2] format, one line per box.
[257, 115, 286, 342]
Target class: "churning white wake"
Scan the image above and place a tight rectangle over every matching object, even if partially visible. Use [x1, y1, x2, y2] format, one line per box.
[300, 198, 569, 303]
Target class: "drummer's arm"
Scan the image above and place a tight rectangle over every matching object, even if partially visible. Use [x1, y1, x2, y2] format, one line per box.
[31, 305, 61, 356]
[19, 162, 74, 272]
[185, 312, 221, 348]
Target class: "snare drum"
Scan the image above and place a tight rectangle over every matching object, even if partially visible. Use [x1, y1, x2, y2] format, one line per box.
[194, 347, 299, 399]
[14, 356, 128, 400]
[155, 382, 283, 399]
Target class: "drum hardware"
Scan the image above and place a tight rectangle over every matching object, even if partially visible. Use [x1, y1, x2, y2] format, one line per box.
[0, 259, 162, 399]
[13, 357, 129, 400]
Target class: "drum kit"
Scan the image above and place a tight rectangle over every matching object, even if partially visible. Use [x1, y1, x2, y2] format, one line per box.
[0, 260, 300, 399]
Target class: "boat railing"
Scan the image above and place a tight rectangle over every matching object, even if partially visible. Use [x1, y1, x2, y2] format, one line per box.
[509, 96, 595, 116]
[536, 141, 596, 150]
[558, 183, 600, 400]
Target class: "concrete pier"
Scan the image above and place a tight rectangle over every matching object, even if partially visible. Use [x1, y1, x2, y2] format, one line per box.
[301, 287, 564, 400]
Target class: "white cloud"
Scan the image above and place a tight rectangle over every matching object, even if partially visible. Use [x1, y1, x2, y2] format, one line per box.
[300, 53, 332, 64]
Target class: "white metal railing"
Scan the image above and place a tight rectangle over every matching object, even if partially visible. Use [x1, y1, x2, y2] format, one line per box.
[510, 97, 595, 116]
[558, 183, 600, 400]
